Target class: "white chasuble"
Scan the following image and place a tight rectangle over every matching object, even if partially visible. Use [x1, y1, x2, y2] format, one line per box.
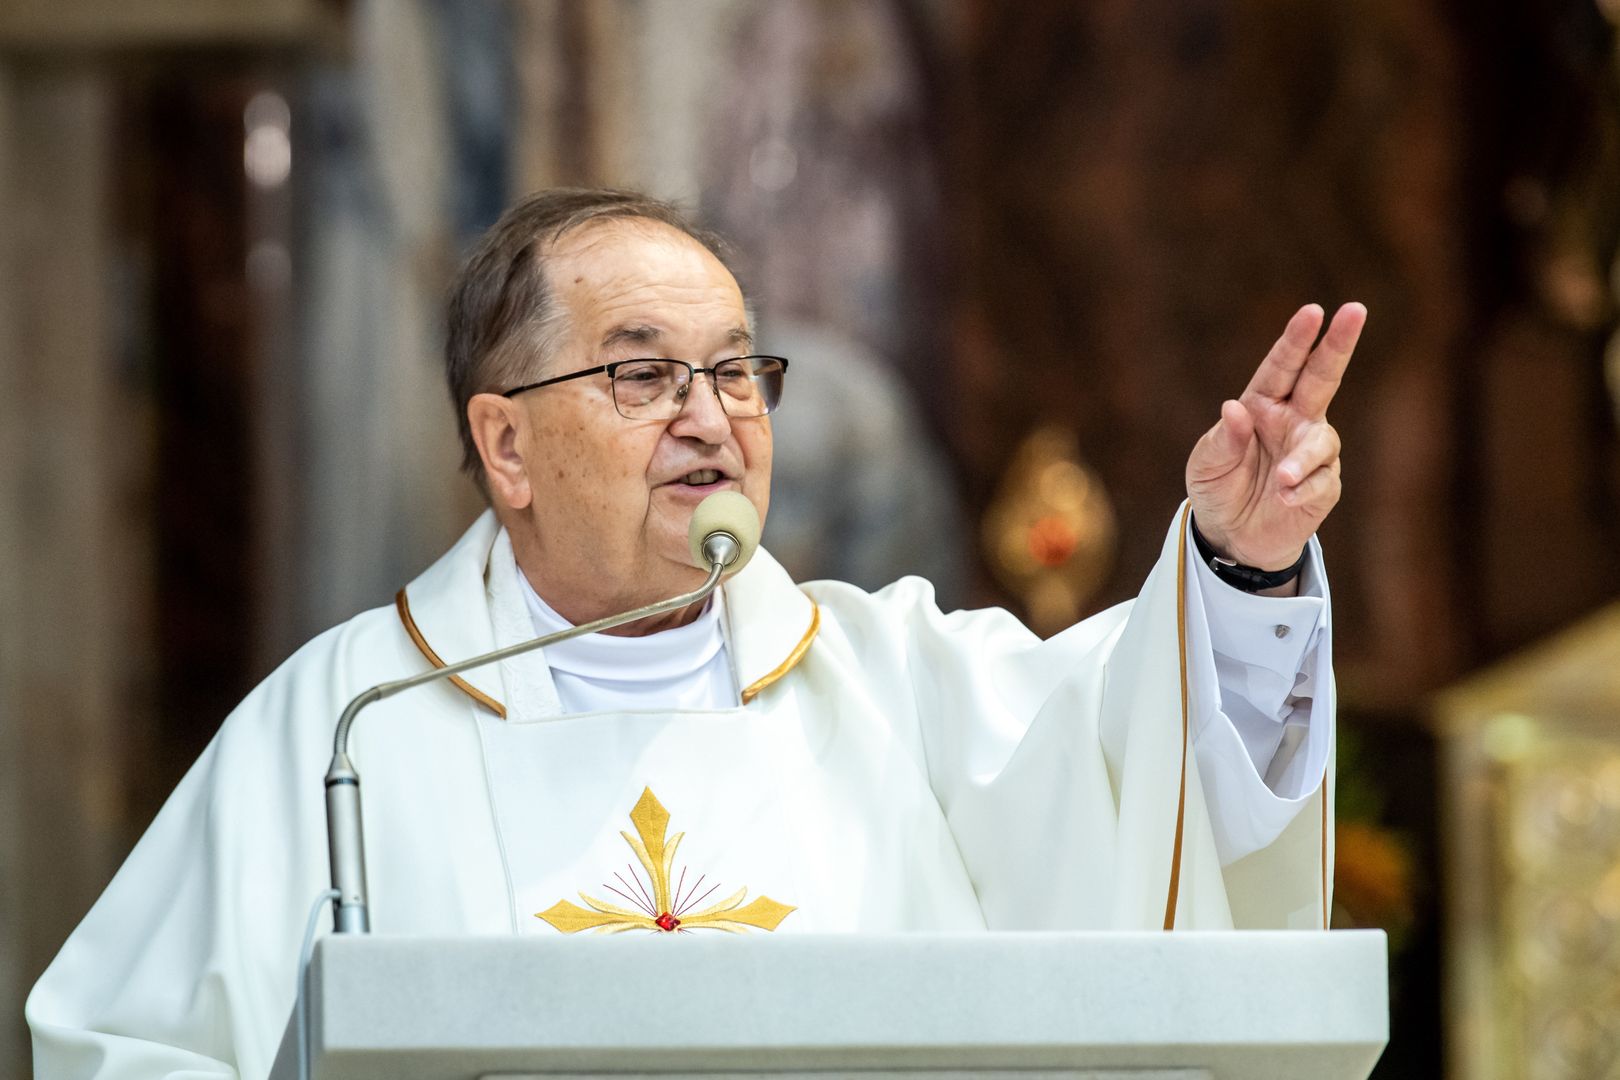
[28, 503, 1333, 1080]
[474, 525, 982, 936]
[477, 710, 984, 935]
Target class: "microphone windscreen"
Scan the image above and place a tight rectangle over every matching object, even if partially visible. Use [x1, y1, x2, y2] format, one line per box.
[688, 491, 761, 572]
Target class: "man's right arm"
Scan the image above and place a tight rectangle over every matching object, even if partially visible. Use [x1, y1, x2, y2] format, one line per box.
[27, 631, 345, 1079]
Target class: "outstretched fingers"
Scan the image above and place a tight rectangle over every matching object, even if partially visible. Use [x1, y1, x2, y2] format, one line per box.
[1244, 304, 1325, 402]
[1290, 302, 1366, 419]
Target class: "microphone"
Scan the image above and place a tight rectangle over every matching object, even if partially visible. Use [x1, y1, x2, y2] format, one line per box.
[324, 492, 761, 934]
[687, 490, 761, 574]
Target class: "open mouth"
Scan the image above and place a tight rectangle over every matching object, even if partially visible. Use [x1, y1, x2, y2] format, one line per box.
[670, 469, 731, 487]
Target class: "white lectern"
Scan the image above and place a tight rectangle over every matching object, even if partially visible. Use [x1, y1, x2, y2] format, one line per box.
[270, 931, 1387, 1080]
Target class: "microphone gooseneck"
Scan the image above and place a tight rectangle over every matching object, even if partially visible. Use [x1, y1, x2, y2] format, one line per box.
[324, 493, 761, 934]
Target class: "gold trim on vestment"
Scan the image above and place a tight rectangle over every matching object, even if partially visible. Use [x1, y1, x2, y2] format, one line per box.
[1320, 777, 1330, 929]
[1164, 503, 1192, 930]
[393, 583, 819, 716]
[740, 600, 821, 704]
[394, 589, 508, 718]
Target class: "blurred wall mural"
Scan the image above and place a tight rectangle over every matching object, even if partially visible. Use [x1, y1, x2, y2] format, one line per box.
[2, 2, 1620, 1078]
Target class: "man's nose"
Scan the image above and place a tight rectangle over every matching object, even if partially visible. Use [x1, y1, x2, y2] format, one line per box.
[667, 372, 733, 442]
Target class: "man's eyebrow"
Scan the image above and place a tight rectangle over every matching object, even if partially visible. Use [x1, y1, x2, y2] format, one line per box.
[599, 323, 756, 352]
[600, 324, 663, 350]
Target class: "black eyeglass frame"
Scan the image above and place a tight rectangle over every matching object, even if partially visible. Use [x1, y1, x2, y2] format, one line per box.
[499, 355, 790, 419]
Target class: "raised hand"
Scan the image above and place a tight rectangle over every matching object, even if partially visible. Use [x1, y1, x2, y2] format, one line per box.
[1185, 303, 1366, 572]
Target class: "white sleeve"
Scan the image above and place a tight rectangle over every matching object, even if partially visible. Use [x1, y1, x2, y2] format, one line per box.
[26, 738, 252, 1079]
[865, 504, 1329, 928]
[26, 634, 342, 1080]
[1182, 529, 1332, 865]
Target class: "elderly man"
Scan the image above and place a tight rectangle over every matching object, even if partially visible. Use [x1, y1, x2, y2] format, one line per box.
[29, 188, 1363, 1077]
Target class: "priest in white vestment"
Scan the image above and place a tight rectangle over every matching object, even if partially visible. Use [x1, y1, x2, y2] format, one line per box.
[27, 188, 1367, 1079]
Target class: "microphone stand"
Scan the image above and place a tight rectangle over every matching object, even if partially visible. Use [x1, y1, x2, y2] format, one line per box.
[324, 530, 742, 934]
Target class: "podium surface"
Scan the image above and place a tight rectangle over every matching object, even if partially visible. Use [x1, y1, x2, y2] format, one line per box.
[274, 931, 1387, 1080]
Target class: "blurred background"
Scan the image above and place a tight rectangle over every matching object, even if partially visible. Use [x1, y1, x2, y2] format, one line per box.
[2, 1, 1620, 1076]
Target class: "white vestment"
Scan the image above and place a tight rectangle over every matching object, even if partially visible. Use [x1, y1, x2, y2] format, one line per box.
[28, 503, 1335, 1079]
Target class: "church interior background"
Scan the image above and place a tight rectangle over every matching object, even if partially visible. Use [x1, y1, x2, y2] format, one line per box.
[2, 1, 1619, 1077]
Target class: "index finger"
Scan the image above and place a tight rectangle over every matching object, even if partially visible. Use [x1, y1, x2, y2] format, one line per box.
[1244, 304, 1326, 401]
[1290, 302, 1366, 419]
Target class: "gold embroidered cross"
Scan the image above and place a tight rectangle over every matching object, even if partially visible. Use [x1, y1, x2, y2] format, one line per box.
[536, 788, 796, 934]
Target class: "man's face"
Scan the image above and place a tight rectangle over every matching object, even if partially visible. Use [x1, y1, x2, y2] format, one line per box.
[506, 219, 772, 608]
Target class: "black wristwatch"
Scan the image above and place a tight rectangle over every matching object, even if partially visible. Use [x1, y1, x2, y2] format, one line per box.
[1190, 515, 1306, 594]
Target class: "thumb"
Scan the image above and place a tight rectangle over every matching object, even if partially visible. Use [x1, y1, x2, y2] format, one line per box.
[1191, 399, 1253, 477]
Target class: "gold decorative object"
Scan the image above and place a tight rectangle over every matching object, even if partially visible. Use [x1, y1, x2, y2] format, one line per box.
[981, 426, 1117, 634]
[1332, 819, 1415, 938]
[1435, 606, 1620, 1079]
[536, 788, 796, 934]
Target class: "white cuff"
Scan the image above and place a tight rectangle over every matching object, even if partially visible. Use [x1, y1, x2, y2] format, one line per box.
[1181, 525, 1334, 864]
[1192, 538, 1324, 683]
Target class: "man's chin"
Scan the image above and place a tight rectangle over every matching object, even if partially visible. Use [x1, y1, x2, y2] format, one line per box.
[639, 524, 706, 579]
[647, 488, 764, 578]
[616, 560, 706, 617]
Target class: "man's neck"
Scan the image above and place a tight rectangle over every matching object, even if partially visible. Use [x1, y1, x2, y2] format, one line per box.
[503, 517, 713, 636]
[522, 575, 722, 657]
[511, 561, 709, 637]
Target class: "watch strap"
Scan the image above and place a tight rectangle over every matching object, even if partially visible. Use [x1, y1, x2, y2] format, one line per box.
[1189, 515, 1306, 593]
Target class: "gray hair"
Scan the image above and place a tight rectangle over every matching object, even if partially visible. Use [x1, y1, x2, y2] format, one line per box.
[444, 187, 739, 478]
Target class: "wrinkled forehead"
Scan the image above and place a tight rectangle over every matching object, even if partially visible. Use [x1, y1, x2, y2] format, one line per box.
[543, 218, 748, 348]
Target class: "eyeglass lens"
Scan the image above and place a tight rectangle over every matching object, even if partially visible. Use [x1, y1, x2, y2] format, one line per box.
[612, 357, 785, 419]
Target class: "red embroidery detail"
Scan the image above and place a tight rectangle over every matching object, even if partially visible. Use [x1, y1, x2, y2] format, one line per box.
[655, 912, 681, 932]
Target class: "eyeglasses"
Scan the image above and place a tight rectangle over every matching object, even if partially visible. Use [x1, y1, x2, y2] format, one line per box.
[501, 355, 789, 421]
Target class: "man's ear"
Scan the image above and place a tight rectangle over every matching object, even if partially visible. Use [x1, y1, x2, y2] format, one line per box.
[468, 393, 533, 510]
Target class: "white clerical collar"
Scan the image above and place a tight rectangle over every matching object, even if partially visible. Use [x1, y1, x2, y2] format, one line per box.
[517, 572, 727, 682]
